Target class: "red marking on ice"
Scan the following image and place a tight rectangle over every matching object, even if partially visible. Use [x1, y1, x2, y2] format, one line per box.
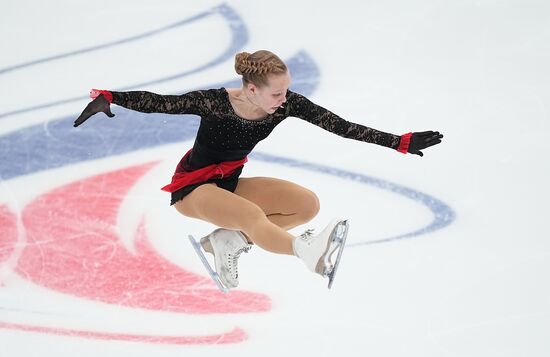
[0, 206, 18, 286]
[0, 206, 17, 263]
[0, 163, 270, 344]
[0, 321, 246, 345]
[15, 162, 270, 314]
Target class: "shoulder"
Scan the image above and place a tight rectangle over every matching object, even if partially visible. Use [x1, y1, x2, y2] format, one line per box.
[285, 90, 307, 108]
[286, 90, 316, 106]
[182, 88, 227, 109]
[286, 89, 305, 101]
[183, 87, 225, 99]
[284, 90, 316, 114]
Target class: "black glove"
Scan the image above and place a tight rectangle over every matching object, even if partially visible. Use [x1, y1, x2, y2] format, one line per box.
[73, 94, 115, 127]
[408, 131, 443, 157]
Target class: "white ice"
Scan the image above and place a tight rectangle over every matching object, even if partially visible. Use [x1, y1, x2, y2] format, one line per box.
[0, 0, 549, 356]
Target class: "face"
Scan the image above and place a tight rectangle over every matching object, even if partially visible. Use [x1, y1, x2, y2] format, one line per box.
[247, 72, 291, 114]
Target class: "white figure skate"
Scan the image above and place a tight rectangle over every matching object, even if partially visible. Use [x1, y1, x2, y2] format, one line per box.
[188, 229, 252, 293]
[293, 218, 349, 289]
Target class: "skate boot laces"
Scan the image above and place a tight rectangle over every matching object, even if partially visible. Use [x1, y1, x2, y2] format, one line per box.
[227, 244, 252, 280]
[299, 229, 315, 243]
[200, 229, 251, 288]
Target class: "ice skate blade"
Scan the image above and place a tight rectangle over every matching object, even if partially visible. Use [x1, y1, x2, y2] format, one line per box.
[314, 219, 346, 276]
[314, 219, 345, 275]
[188, 235, 229, 293]
[327, 220, 349, 289]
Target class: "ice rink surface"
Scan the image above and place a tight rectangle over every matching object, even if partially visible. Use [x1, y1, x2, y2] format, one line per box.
[1, 0, 549, 356]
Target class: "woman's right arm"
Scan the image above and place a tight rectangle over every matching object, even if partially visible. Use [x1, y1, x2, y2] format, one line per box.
[74, 89, 210, 127]
[110, 90, 208, 115]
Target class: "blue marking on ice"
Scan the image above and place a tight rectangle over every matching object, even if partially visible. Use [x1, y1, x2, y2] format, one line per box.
[0, 3, 454, 244]
[0, 4, 247, 119]
[0, 52, 319, 180]
[252, 152, 455, 246]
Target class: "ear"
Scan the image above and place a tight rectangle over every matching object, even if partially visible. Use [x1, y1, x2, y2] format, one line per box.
[247, 82, 257, 95]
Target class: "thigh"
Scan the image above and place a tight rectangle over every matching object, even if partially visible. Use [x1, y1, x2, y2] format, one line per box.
[233, 177, 320, 216]
[173, 183, 265, 231]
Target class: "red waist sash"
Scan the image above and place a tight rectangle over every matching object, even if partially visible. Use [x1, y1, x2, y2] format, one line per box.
[161, 149, 247, 193]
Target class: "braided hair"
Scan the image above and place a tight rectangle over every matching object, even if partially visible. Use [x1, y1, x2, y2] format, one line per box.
[234, 50, 288, 87]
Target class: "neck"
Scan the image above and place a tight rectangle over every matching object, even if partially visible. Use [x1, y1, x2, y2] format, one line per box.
[239, 89, 267, 118]
[228, 88, 267, 120]
[242, 88, 261, 108]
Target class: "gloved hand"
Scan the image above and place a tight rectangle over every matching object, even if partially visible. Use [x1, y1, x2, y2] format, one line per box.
[408, 131, 443, 157]
[73, 94, 114, 127]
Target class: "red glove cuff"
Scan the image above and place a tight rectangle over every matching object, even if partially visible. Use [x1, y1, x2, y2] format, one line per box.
[397, 132, 413, 154]
[90, 89, 113, 103]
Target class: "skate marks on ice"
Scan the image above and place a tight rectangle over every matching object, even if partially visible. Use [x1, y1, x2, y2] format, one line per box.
[0, 163, 271, 345]
[0, 2, 321, 345]
[0, 2, 457, 349]
[0, 128, 455, 345]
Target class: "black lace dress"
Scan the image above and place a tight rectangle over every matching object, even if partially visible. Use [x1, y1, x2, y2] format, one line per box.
[110, 88, 402, 204]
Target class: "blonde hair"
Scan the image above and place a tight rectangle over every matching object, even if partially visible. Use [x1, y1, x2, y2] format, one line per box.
[234, 50, 288, 87]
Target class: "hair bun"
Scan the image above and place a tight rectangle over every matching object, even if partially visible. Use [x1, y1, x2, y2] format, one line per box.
[234, 52, 251, 75]
[233, 50, 288, 87]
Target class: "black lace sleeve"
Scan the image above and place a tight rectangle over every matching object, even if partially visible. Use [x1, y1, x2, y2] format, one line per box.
[110, 90, 214, 116]
[286, 91, 401, 149]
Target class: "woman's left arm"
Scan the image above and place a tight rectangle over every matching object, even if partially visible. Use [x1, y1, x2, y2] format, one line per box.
[287, 91, 443, 156]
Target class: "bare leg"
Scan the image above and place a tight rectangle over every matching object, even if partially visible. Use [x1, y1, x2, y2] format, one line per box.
[174, 183, 296, 255]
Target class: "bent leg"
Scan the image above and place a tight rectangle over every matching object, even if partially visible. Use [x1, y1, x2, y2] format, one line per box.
[234, 177, 320, 230]
[174, 183, 295, 255]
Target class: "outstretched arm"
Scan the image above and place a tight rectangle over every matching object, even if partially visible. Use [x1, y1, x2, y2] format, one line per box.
[286, 91, 443, 156]
[73, 89, 210, 127]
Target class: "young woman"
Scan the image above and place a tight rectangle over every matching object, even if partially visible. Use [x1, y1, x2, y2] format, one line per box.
[74, 50, 443, 291]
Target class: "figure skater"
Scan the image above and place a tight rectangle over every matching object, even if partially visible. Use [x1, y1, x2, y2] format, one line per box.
[73, 50, 443, 291]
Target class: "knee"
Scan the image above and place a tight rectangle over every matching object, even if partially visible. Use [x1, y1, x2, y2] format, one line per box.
[299, 190, 320, 222]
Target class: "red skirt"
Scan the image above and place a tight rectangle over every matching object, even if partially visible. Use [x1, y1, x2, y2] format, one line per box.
[161, 149, 248, 193]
